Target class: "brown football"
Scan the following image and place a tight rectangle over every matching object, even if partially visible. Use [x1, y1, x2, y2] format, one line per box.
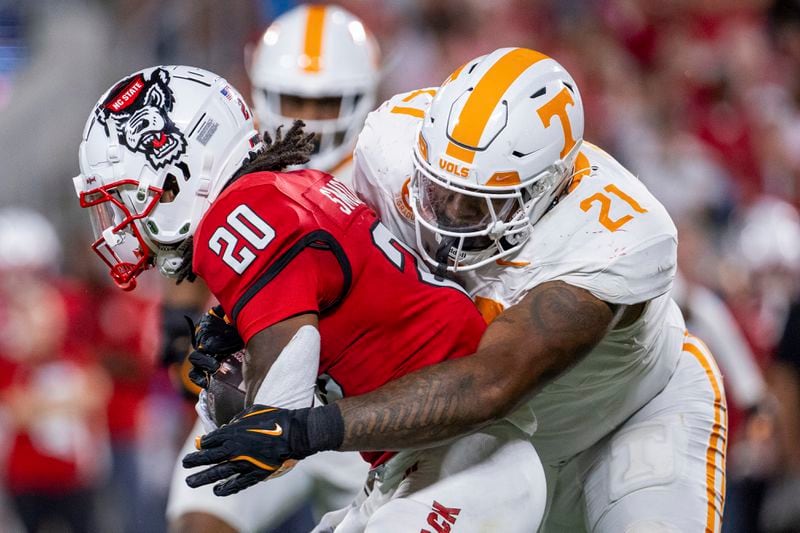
[206, 350, 246, 426]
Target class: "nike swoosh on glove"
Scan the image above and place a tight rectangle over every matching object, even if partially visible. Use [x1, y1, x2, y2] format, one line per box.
[183, 405, 306, 496]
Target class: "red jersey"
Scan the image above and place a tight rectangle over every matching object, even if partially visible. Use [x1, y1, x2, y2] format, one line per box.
[192, 170, 485, 459]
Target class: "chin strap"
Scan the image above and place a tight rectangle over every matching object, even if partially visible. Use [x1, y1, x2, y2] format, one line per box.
[434, 236, 457, 280]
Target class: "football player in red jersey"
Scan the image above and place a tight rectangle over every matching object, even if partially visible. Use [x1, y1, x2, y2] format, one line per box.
[74, 66, 545, 531]
[169, 5, 381, 527]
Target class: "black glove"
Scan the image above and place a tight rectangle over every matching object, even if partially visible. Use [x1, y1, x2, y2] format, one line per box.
[186, 305, 244, 389]
[183, 403, 344, 496]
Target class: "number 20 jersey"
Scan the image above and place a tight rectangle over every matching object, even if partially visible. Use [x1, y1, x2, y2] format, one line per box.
[191, 169, 486, 404]
[353, 90, 690, 465]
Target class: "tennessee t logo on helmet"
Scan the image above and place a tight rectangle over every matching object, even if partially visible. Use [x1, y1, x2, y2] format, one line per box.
[536, 86, 579, 159]
[408, 47, 585, 273]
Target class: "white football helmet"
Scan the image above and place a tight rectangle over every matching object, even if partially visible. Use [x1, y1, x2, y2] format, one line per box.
[410, 47, 585, 272]
[0, 207, 60, 272]
[248, 4, 380, 172]
[74, 66, 261, 290]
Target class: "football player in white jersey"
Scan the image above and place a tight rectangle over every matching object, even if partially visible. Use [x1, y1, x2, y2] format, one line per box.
[248, 3, 380, 185]
[166, 5, 378, 532]
[187, 48, 727, 532]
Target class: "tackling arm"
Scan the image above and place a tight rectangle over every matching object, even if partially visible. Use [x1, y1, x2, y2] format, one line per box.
[337, 280, 618, 450]
[184, 280, 621, 494]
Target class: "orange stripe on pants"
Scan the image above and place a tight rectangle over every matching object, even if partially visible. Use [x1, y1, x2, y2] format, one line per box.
[683, 334, 727, 533]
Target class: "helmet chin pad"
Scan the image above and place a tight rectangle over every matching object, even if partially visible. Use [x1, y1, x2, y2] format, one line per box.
[156, 250, 185, 277]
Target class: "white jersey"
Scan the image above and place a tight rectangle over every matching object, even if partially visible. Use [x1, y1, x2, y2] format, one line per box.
[353, 90, 688, 464]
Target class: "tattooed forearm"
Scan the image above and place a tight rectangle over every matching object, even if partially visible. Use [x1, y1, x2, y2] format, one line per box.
[338, 361, 487, 450]
[336, 281, 616, 451]
[519, 282, 616, 381]
[528, 283, 614, 335]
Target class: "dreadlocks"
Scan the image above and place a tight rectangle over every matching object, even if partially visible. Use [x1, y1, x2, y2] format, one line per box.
[174, 120, 315, 284]
[229, 120, 315, 185]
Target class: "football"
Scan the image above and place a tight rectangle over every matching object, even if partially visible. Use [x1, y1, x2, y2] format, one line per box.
[206, 350, 246, 426]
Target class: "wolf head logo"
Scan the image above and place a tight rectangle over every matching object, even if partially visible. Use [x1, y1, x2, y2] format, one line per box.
[96, 68, 187, 170]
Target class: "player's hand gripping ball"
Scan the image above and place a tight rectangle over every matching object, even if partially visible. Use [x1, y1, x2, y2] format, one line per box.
[186, 305, 246, 425]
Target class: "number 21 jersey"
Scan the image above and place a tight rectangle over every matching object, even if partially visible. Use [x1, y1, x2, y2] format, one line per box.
[354, 90, 689, 464]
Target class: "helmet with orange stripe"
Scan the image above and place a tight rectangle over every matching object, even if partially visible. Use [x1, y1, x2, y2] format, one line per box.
[248, 4, 380, 172]
[410, 48, 584, 272]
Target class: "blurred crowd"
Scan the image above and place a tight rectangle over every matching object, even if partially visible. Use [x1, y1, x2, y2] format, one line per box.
[1, 0, 800, 531]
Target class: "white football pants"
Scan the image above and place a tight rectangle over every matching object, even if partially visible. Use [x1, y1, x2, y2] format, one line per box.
[540, 334, 727, 532]
[313, 421, 546, 532]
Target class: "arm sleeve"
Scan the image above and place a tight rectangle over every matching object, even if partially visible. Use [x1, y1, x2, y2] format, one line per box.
[253, 325, 321, 409]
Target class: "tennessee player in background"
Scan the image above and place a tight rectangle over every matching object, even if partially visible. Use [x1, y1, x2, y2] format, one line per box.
[74, 66, 546, 531]
[248, 3, 380, 185]
[190, 48, 728, 532]
[165, 4, 380, 531]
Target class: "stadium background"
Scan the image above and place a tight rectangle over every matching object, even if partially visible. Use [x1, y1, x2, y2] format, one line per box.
[1, 0, 799, 531]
